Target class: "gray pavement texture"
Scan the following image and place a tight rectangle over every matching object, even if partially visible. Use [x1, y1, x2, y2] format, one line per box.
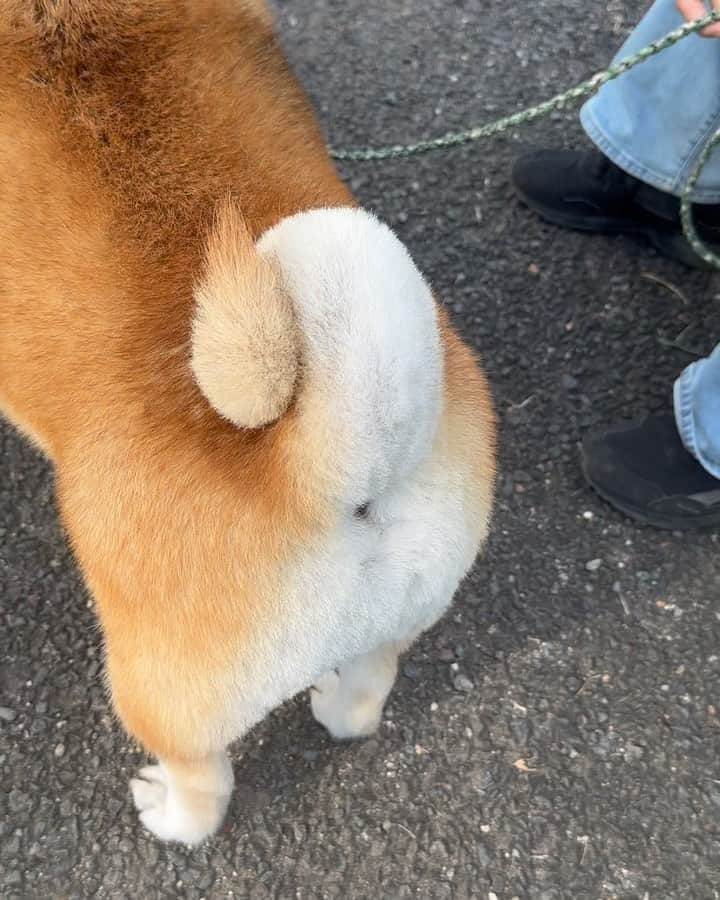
[2, 1, 720, 898]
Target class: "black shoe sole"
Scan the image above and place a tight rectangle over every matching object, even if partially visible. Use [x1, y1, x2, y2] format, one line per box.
[514, 186, 715, 271]
[581, 455, 720, 531]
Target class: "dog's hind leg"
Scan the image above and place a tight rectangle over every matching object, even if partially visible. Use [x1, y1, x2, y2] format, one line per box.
[108, 655, 236, 844]
[310, 642, 400, 741]
[129, 753, 234, 845]
[97, 617, 239, 844]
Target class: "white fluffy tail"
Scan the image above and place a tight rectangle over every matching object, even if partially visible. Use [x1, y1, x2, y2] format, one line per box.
[190, 199, 298, 429]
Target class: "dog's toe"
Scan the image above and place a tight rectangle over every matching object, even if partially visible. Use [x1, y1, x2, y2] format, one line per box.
[130, 765, 167, 813]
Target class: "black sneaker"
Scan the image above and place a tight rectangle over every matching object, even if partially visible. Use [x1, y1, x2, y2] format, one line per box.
[581, 413, 720, 530]
[512, 149, 720, 269]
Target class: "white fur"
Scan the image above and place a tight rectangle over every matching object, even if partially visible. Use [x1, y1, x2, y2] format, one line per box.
[220, 434, 480, 743]
[257, 207, 443, 506]
[130, 755, 233, 845]
[220, 209, 480, 739]
[311, 643, 400, 740]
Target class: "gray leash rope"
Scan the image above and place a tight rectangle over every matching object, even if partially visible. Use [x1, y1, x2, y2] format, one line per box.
[329, 10, 720, 268]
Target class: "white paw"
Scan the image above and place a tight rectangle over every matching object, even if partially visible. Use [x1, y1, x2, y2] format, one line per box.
[310, 671, 384, 741]
[130, 765, 167, 812]
[129, 763, 230, 845]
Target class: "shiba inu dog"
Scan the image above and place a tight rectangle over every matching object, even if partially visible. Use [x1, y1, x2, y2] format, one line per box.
[0, 0, 496, 843]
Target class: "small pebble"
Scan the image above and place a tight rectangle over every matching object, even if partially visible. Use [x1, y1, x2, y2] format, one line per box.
[624, 742, 645, 763]
[585, 558, 603, 572]
[403, 662, 420, 681]
[453, 674, 474, 693]
[0, 706, 17, 722]
[54, 743, 65, 757]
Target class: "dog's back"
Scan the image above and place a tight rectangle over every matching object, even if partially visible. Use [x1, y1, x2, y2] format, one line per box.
[0, 0, 350, 455]
[0, 1, 496, 844]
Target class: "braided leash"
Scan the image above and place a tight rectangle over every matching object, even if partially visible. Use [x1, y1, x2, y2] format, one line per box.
[329, 10, 720, 268]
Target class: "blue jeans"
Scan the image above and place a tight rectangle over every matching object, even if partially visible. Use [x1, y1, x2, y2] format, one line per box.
[581, 0, 720, 202]
[675, 350, 720, 479]
[580, 0, 720, 479]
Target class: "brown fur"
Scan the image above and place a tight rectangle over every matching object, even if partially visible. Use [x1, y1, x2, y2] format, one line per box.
[0, 0, 495, 776]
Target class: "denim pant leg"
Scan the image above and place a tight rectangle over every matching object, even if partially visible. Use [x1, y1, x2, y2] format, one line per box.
[675, 346, 720, 479]
[580, 0, 720, 202]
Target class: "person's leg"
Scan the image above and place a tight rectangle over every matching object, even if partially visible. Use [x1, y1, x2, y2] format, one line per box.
[581, 0, 720, 202]
[581, 343, 720, 530]
[674, 342, 720, 479]
[514, 2, 720, 524]
[512, 0, 720, 267]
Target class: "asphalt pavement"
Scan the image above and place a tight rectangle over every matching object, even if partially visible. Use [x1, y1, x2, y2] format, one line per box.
[2, 1, 720, 897]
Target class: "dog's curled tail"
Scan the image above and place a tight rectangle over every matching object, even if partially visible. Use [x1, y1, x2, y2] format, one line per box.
[190, 199, 298, 429]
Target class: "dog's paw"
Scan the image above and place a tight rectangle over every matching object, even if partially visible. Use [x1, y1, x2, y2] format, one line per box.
[130, 764, 228, 845]
[310, 671, 383, 741]
[130, 765, 167, 813]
